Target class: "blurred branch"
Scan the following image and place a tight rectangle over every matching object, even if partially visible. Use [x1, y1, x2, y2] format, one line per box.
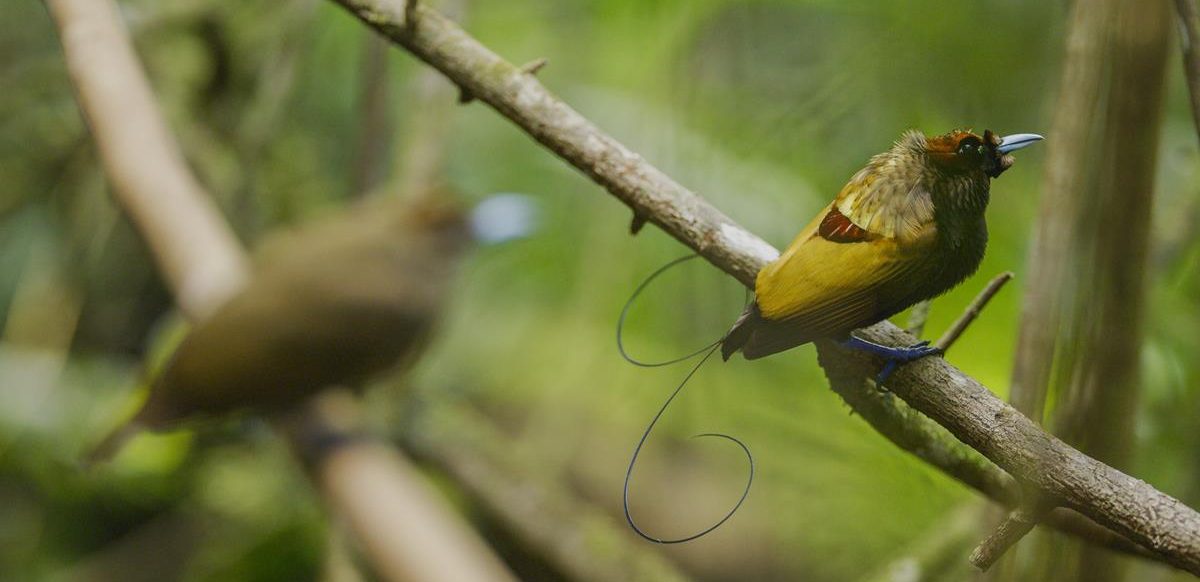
[42, 0, 247, 319]
[860, 503, 981, 582]
[388, 0, 465, 206]
[285, 392, 515, 582]
[983, 0, 1087, 556]
[1175, 0, 1200, 143]
[903, 300, 931, 338]
[321, 521, 367, 582]
[43, 1, 513, 580]
[58, 510, 206, 582]
[983, 0, 1170, 577]
[230, 0, 317, 236]
[402, 404, 693, 582]
[330, 0, 1200, 574]
[352, 34, 393, 197]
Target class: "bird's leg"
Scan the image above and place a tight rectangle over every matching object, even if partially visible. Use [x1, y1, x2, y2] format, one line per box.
[838, 335, 943, 385]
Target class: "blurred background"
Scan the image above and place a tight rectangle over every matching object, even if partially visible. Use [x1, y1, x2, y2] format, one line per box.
[2, 0, 1199, 580]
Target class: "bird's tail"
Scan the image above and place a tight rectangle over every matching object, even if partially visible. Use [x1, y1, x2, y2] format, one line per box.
[81, 419, 145, 469]
[720, 302, 761, 361]
[616, 255, 731, 368]
[615, 254, 755, 544]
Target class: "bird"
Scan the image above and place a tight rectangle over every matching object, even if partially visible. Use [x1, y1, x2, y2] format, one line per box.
[621, 128, 1041, 545]
[85, 192, 536, 464]
[720, 128, 1042, 373]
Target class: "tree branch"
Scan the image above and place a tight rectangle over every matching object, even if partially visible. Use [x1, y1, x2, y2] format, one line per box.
[401, 403, 693, 582]
[904, 300, 932, 338]
[331, 0, 1200, 574]
[816, 342, 1156, 562]
[43, 0, 248, 319]
[934, 272, 1012, 352]
[44, 1, 513, 580]
[1176, 0, 1200, 144]
[969, 505, 1044, 571]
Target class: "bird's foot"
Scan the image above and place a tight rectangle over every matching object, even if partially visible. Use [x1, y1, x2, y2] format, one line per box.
[838, 336, 943, 385]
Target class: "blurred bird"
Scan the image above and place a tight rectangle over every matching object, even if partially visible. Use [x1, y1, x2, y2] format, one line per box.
[86, 192, 536, 464]
[621, 128, 1041, 544]
[721, 128, 1042, 372]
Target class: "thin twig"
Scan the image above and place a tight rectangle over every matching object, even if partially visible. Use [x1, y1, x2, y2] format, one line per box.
[935, 272, 1013, 352]
[331, 0, 1200, 573]
[969, 505, 1044, 571]
[904, 300, 931, 338]
[518, 57, 548, 75]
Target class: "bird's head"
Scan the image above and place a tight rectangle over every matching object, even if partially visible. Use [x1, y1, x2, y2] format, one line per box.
[401, 190, 540, 254]
[923, 129, 1043, 179]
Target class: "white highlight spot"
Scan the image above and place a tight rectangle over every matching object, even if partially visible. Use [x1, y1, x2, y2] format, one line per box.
[471, 193, 539, 245]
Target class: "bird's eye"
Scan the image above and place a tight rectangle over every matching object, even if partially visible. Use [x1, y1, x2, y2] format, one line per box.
[956, 136, 984, 156]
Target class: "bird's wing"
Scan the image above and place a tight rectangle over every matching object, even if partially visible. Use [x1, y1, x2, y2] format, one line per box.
[835, 153, 935, 242]
[741, 177, 937, 359]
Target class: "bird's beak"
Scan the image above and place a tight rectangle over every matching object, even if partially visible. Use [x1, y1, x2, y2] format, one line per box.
[996, 133, 1044, 154]
[469, 193, 540, 245]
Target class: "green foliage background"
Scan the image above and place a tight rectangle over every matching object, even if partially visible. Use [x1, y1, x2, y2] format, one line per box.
[1, 0, 1198, 580]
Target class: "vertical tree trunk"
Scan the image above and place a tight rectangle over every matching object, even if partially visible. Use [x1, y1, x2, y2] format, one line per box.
[998, 0, 1171, 580]
[1053, 1, 1169, 578]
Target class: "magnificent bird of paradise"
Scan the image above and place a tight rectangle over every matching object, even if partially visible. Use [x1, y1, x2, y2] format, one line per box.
[721, 128, 1043, 367]
[621, 128, 1043, 543]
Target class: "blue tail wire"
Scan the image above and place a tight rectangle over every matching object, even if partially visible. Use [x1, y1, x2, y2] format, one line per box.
[616, 254, 754, 544]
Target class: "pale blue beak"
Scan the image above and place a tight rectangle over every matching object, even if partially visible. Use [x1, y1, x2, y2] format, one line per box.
[469, 193, 540, 245]
[997, 133, 1044, 154]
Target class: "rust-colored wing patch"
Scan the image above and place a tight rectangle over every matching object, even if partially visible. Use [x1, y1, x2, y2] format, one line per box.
[819, 207, 874, 243]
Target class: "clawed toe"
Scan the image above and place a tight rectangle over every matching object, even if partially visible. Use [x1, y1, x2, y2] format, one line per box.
[903, 343, 942, 361]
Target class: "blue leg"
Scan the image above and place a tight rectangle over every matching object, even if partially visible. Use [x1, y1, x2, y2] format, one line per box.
[839, 335, 943, 385]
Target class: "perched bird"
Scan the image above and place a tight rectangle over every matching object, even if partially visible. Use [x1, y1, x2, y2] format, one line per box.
[721, 128, 1042, 369]
[623, 128, 1042, 544]
[87, 192, 535, 463]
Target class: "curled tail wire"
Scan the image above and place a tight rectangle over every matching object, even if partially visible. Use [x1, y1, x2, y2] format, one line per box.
[616, 254, 754, 543]
[617, 254, 722, 366]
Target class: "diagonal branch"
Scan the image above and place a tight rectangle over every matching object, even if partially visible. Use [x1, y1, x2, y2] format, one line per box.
[43, 0, 513, 580]
[934, 272, 1012, 352]
[331, 0, 1200, 574]
[43, 0, 248, 318]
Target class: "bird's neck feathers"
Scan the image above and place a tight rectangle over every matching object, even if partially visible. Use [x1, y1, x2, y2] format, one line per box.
[888, 130, 991, 216]
[893, 130, 930, 158]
